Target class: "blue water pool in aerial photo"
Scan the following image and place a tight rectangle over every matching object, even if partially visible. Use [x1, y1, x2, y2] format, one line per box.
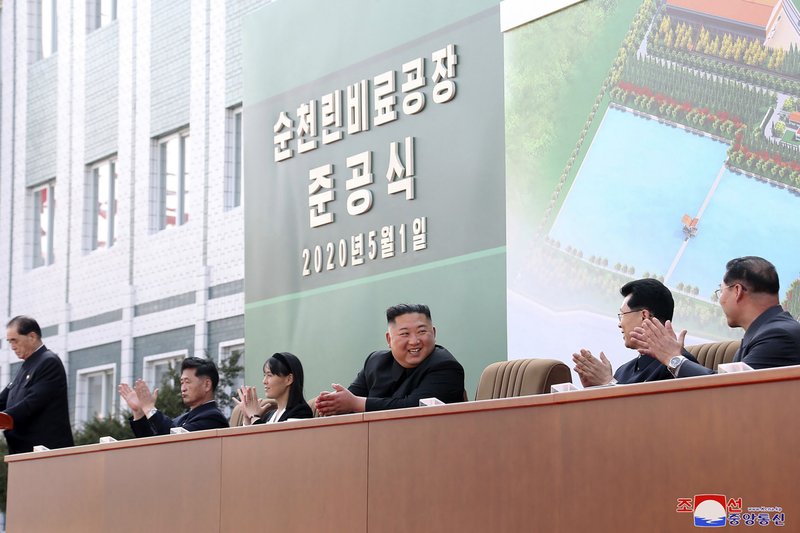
[670, 169, 800, 299]
[548, 106, 800, 299]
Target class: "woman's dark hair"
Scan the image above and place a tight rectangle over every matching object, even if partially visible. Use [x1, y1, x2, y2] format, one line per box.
[264, 352, 306, 409]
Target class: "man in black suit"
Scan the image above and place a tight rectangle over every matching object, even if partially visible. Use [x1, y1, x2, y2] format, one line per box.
[0, 316, 74, 454]
[119, 356, 228, 437]
[572, 278, 698, 386]
[315, 304, 465, 415]
[632, 256, 800, 376]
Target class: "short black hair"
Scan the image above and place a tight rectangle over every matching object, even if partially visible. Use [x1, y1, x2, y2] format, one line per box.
[6, 316, 42, 338]
[620, 279, 674, 322]
[386, 304, 432, 324]
[723, 256, 779, 294]
[264, 352, 307, 409]
[180, 356, 220, 391]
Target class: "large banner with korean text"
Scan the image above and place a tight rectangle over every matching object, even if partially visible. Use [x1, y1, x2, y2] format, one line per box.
[243, 0, 505, 397]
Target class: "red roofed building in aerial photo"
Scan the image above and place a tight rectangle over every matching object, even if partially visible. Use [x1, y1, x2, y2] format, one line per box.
[666, 0, 800, 49]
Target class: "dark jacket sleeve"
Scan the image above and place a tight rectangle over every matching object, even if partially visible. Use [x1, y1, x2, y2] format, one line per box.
[282, 401, 313, 420]
[257, 402, 313, 424]
[0, 386, 8, 411]
[182, 408, 229, 431]
[130, 411, 174, 437]
[3, 356, 68, 426]
[364, 358, 465, 412]
[740, 327, 800, 369]
[348, 356, 371, 397]
[129, 404, 228, 437]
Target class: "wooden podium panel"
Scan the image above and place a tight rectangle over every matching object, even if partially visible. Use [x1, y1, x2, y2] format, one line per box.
[101, 436, 223, 533]
[364, 369, 800, 532]
[219, 415, 367, 532]
[5, 367, 800, 532]
[367, 401, 563, 531]
[6, 446, 106, 532]
[554, 377, 800, 531]
[5, 433, 223, 533]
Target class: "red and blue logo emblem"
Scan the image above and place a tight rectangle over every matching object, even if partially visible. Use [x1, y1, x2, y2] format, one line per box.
[693, 494, 727, 527]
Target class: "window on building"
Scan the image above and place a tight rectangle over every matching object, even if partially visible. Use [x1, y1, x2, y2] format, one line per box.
[40, 0, 58, 59]
[90, 157, 118, 250]
[88, 0, 117, 31]
[32, 180, 55, 268]
[156, 130, 191, 230]
[75, 364, 116, 424]
[226, 106, 243, 210]
[143, 351, 186, 389]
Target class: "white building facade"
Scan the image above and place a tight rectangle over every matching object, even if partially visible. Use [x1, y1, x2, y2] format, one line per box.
[0, 0, 270, 425]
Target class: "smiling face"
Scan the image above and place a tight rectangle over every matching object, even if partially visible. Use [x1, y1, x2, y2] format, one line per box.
[385, 312, 436, 368]
[263, 367, 293, 404]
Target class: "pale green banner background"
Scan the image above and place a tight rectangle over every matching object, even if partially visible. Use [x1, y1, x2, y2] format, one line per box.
[243, 0, 506, 398]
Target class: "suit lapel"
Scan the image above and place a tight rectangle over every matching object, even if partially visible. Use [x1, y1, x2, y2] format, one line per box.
[7, 359, 33, 406]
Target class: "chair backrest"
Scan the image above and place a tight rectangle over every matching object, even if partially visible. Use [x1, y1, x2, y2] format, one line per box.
[229, 402, 247, 426]
[474, 358, 572, 401]
[684, 340, 741, 371]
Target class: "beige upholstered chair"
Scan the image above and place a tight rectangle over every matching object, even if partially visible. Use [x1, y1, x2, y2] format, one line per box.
[474, 358, 572, 401]
[229, 402, 248, 426]
[684, 339, 741, 371]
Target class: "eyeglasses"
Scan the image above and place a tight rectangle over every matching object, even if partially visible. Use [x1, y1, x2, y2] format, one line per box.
[617, 309, 642, 321]
[714, 283, 747, 298]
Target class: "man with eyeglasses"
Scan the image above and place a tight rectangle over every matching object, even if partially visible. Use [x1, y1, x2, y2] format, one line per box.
[632, 256, 800, 376]
[572, 278, 698, 387]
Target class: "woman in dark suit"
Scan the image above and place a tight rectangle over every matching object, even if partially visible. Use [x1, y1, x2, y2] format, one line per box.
[235, 352, 312, 424]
